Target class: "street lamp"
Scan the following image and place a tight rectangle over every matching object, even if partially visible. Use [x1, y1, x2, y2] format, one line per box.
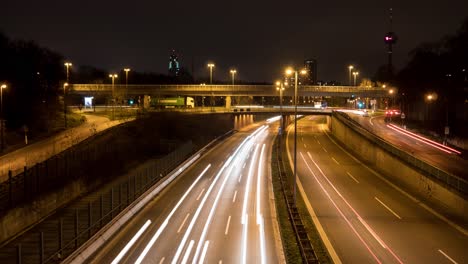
[1, 84, 7, 151]
[230, 69, 237, 85]
[348, 65, 354, 86]
[276, 81, 285, 132]
[352, 71, 359, 86]
[63, 82, 68, 128]
[0, 84, 6, 118]
[64, 62, 72, 82]
[207, 63, 215, 84]
[109, 74, 118, 118]
[124, 68, 130, 106]
[285, 67, 307, 206]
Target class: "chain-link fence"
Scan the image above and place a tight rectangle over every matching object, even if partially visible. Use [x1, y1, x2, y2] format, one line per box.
[0, 141, 193, 264]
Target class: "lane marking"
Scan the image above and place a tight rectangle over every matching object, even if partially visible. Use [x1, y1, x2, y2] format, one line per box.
[317, 140, 321, 145]
[177, 213, 190, 233]
[196, 188, 205, 201]
[304, 143, 307, 148]
[331, 157, 340, 165]
[346, 172, 359, 183]
[369, 116, 377, 126]
[225, 215, 231, 235]
[232, 190, 238, 203]
[307, 152, 403, 263]
[286, 126, 342, 264]
[218, 260, 222, 264]
[243, 162, 246, 169]
[323, 147, 328, 153]
[238, 173, 243, 183]
[181, 240, 194, 264]
[322, 128, 468, 236]
[375, 197, 402, 220]
[159, 257, 165, 264]
[438, 249, 458, 264]
[111, 220, 151, 264]
[134, 164, 211, 264]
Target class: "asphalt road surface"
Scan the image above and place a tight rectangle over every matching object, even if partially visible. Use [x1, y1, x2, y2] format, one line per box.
[87, 122, 284, 263]
[288, 116, 467, 264]
[348, 112, 467, 179]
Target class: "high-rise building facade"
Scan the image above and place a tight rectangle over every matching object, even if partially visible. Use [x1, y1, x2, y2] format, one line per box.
[168, 49, 180, 76]
[304, 59, 317, 85]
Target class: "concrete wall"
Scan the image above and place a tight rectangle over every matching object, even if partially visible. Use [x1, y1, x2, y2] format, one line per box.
[330, 114, 467, 222]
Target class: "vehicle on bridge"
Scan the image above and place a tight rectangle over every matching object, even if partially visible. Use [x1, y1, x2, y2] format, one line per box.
[151, 96, 195, 109]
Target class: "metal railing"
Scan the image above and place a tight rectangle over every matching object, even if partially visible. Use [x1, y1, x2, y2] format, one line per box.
[71, 84, 389, 97]
[334, 111, 467, 195]
[275, 136, 319, 263]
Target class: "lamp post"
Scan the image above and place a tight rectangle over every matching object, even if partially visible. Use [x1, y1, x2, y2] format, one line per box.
[63, 82, 68, 128]
[353, 71, 359, 86]
[124, 68, 130, 105]
[207, 63, 215, 84]
[1, 84, 7, 151]
[230, 69, 237, 85]
[348, 65, 354, 86]
[285, 68, 307, 206]
[64, 62, 72, 82]
[109, 74, 118, 118]
[276, 81, 285, 132]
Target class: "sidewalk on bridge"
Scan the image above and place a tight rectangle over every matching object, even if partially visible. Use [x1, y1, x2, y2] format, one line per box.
[0, 113, 134, 183]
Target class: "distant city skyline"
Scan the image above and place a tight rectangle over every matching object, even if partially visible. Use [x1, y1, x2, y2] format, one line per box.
[1, 1, 467, 83]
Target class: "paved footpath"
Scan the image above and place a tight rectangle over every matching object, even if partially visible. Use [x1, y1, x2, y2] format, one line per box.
[0, 114, 133, 183]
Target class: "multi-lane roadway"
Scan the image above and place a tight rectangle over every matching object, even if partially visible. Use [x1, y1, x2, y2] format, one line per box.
[87, 122, 284, 263]
[288, 116, 467, 263]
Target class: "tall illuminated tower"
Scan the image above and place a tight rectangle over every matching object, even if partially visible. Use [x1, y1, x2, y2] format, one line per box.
[168, 49, 180, 76]
[384, 8, 398, 78]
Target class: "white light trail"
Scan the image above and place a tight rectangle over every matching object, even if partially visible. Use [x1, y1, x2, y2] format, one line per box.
[111, 220, 151, 264]
[256, 144, 267, 264]
[134, 164, 211, 264]
[198, 241, 210, 264]
[181, 240, 195, 264]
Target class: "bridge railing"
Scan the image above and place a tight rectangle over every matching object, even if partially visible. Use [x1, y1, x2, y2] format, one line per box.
[71, 84, 389, 96]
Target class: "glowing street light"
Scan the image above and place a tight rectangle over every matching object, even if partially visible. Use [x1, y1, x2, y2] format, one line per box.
[285, 67, 307, 206]
[352, 71, 359, 86]
[0, 84, 6, 151]
[124, 68, 130, 105]
[348, 65, 354, 86]
[64, 62, 72, 82]
[109, 74, 118, 118]
[63, 82, 69, 128]
[230, 69, 237, 85]
[207, 63, 215, 84]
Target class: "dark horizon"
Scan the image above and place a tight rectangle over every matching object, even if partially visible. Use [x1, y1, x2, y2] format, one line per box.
[2, 1, 468, 83]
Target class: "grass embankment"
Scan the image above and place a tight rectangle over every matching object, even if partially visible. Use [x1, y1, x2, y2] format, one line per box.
[271, 135, 332, 263]
[81, 107, 140, 121]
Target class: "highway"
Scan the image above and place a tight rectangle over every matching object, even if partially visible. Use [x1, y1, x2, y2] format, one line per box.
[288, 116, 467, 263]
[347, 111, 467, 179]
[86, 121, 284, 263]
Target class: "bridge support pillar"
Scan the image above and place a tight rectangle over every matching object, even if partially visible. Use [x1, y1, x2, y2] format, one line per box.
[225, 96, 232, 110]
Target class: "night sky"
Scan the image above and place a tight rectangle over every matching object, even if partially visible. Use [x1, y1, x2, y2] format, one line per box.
[2, 0, 467, 83]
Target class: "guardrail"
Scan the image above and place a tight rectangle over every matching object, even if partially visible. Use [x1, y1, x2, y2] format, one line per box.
[334, 111, 467, 196]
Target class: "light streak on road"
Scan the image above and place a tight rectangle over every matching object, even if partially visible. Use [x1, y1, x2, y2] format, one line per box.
[225, 216, 231, 235]
[387, 124, 460, 154]
[306, 152, 404, 264]
[438, 249, 458, 264]
[174, 126, 266, 264]
[134, 164, 211, 264]
[178, 214, 190, 233]
[256, 144, 267, 264]
[181, 240, 195, 264]
[198, 241, 210, 264]
[300, 152, 382, 263]
[111, 220, 151, 264]
[375, 197, 402, 219]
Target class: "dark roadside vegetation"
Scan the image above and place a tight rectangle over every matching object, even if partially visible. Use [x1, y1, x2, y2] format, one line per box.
[0, 112, 233, 263]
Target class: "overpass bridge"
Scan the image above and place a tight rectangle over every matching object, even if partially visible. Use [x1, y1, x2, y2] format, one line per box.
[71, 84, 389, 98]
